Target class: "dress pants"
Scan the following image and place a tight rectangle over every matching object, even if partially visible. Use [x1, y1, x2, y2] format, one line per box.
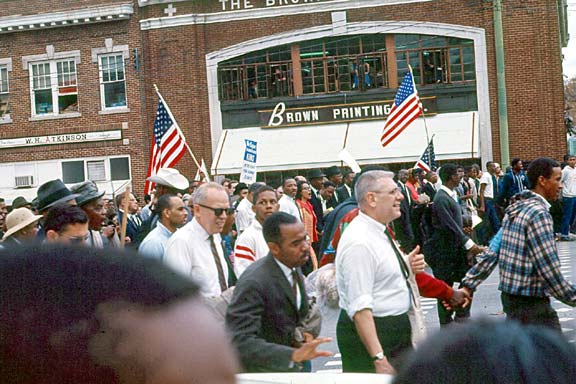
[501, 293, 561, 332]
[336, 310, 412, 373]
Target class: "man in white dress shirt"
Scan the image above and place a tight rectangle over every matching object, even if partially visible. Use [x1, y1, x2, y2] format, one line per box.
[336, 170, 425, 374]
[233, 185, 279, 278]
[164, 182, 236, 298]
[235, 182, 265, 234]
[278, 178, 301, 221]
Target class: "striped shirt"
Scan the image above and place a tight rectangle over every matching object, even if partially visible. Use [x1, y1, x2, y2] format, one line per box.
[463, 191, 576, 305]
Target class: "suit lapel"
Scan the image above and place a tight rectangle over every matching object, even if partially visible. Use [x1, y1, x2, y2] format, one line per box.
[267, 255, 298, 310]
[295, 267, 308, 319]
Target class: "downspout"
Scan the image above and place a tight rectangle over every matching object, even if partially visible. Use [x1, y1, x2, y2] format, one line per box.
[494, 0, 510, 168]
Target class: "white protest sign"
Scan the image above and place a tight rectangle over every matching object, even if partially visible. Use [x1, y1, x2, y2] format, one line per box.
[239, 139, 258, 184]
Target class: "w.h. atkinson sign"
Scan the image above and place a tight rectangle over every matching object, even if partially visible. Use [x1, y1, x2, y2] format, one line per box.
[259, 97, 437, 128]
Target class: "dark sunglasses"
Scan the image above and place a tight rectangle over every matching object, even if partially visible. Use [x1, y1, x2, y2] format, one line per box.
[198, 204, 235, 216]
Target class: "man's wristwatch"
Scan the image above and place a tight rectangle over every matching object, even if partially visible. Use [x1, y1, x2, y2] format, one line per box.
[372, 352, 385, 361]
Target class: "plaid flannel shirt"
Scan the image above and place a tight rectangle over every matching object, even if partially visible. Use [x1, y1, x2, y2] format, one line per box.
[463, 192, 576, 306]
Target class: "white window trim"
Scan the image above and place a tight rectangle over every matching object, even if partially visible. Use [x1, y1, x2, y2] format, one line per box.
[0, 58, 13, 124]
[61, 155, 132, 183]
[97, 52, 129, 112]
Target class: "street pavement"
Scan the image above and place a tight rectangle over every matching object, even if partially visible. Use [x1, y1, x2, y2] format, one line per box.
[312, 240, 576, 373]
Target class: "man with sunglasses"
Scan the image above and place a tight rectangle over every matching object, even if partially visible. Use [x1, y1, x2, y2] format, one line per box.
[43, 203, 90, 245]
[164, 182, 236, 298]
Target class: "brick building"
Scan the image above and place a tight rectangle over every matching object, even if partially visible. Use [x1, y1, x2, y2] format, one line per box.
[0, 0, 569, 201]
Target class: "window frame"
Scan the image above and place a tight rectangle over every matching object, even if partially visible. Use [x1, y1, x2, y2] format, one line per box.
[29, 59, 79, 117]
[98, 53, 128, 111]
[61, 155, 131, 184]
[0, 65, 10, 122]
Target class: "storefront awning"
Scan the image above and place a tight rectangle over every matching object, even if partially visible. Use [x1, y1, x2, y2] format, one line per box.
[211, 112, 479, 175]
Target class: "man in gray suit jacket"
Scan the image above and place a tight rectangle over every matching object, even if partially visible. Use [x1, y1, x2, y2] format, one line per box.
[226, 212, 331, 372]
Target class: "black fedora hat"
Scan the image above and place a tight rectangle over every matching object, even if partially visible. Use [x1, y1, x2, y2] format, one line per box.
[69, 181, 105, 207]
[325, 166, 342, 178]
[11, 196, 31, 209]
[37, 179, 80, 213]
[308, 169, 326, 180]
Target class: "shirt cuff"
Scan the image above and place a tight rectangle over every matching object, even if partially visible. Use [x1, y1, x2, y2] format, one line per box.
[347, 294, 373, 319]
[464, 239, 475, 250]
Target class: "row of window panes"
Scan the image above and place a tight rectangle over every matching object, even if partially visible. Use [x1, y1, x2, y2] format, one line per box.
[218, 35, 475, 101]
[0, 54, 126, 120]
[62, 157, 130, 184]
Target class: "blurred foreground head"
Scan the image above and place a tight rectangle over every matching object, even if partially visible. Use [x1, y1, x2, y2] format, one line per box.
[0, 245, 238, 384]
[394, 319, 576, 384]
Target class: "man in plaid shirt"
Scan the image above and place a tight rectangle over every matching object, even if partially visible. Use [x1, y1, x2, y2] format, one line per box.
[462, 157, 576, 330]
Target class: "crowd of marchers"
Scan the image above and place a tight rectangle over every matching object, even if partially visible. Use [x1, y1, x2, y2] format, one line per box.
[1, 157, 576, 382]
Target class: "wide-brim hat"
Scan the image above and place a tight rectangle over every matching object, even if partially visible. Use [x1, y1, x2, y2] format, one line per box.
[2, 208, 42, 239]
[308, 169, 326, 180]
[325, 166, 342, 178]
[37, 179, 80, 213]
[146, 168, 189, 191]
[11, 196, 31, 209]
[69, 181, 105, 206]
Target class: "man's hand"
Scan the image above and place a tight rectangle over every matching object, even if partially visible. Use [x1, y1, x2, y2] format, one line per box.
[443, 287, 472, 311]
[408, 246, 426, 274]
[291, 335, 333, 363]
[374, 357, 396, 375]
[469, 244, 484, 256]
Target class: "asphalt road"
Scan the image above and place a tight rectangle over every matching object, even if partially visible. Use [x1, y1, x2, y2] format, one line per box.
[312, 241, 576, 373]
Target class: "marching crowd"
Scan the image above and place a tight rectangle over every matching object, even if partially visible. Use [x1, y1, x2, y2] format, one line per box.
[1, 157, 576, 382]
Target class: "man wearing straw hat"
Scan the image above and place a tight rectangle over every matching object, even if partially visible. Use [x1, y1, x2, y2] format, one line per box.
[0, 208, 42, 248]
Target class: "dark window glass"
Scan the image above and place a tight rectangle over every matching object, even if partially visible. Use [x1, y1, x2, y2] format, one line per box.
[62, 161, 85, 184]
[110, 157, 130, 181]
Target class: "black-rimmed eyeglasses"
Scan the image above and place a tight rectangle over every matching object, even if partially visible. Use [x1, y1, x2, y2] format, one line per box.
[198, 204, 235, 216]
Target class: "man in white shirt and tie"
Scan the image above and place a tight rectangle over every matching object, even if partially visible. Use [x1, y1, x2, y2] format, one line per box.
[336, 170, 426, 374]
[164, 182, 236, 298]
[278, 178, 301, 221]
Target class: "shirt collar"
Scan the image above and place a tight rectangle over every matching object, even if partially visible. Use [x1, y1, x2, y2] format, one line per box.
[252, 220, 263, 230]
[440, 185, 458, 201]
[532, 191, 552, 209]
[156, 221, 174, 235]
[358, 211, 387, 232]
[191, 217, 213, 241]
[273, 256, 293, 281]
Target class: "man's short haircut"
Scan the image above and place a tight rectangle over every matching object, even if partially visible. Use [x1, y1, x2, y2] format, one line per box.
[192, 182, 226, 205]
[527, 157, 559, 188]
[511, 158, 522, 167]
[564, 153, 572, 162]
[485, 161, 494, 168]
[115, 192, 131, 209]
[248, 182, 266, 195]
[252, 185, 277, 205]
[282, 178, 296, 188]
[0, 244, 198, 383]
[322, 180, 336, 189]
[44, 203, 88, 234]
[263, 212, 298, 244]
[155, 194, 177, 216]
[220, 178, 231, 186]
[354, 170, 394, 203]
[394, 319, 576, 384]
[439, 163, 459, 184]
[425, 171, 437, 181]
[412, 168, 424, 176]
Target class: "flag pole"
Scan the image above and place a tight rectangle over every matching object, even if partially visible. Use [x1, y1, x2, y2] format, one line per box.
[408, 65, 433, 165]
[153, 84, 206, 176]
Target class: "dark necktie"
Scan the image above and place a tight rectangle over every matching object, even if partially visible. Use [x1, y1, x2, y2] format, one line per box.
[291, 268, 300, 307]
[384, 229, 410, 280]
[209, 235, 228, 293]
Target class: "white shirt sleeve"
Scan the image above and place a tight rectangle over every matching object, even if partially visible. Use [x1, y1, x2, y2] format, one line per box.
[339, 242, 376, 319]
[164, 235, 192, 277]
[234, 233, 256, 278]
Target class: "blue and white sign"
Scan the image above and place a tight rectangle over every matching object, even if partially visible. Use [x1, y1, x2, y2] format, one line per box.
[240, 139, 258, 184]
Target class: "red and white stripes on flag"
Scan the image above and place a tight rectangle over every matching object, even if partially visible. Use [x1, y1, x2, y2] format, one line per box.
[144, 96, 188, 194]
[234, 245, 256, 262]
[380, 69, 422, 147]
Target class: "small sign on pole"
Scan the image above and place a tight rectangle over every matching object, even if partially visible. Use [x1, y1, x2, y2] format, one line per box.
[239, 139, 258, 184]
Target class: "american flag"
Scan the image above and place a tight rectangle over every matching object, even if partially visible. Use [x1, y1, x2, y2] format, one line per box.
[414, 138, 437, 173]
[144, 97, 187, 194]
[380, 70, 422, 147]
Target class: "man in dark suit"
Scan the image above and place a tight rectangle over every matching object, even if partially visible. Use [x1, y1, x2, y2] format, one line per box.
[116, 191, 142, 246]
[393, 169, 415, 252]
[336, 170, 355, 203]
[424, 164, 483, 327]
[421, 171, 438, 201]
[308, 169, 326, 230]
[226, 212, 331, 372]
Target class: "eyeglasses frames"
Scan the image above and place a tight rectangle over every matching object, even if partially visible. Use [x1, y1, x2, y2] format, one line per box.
[198, 204, 235, 216]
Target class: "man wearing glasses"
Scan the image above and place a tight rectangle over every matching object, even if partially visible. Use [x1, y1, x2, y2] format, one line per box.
[43, 203, 90, 245]
[164, 182, 236, 298]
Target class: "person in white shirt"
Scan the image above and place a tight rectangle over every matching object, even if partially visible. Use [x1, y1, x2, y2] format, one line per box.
[235, 182, 265, 235]
[234, 186, 279, 277]
[478, 161, 501, 240]
[164, 182, 236, 298]
[336, 170, 426, 375]
[560, 155, 576, 240]
[278, 178, 301, 222]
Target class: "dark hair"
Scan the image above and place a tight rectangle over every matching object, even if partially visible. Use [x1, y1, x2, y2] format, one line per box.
[252, 185, 277, 205]
[0, 244, 198, 383]
[144, 194, 151, 204]
[155, 194, 177, 216]
[527, 157, 559, 188]
[295, 181, 310, 200]
[394, 319, 576, 384]
[263, 212, 298, 244]
[248, 182, 266, 195]
[439, 163, 459, 184]
[44, 203, 88, 234]
[486, 161, 494, 168]
[511, 158, 522, 167]
[282, 178, 296, 188]
[564, 153, 572, 162]
[322, 180, 335, 189]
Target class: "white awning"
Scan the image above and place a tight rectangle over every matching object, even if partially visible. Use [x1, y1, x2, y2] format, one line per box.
[211, 111, 479, 175]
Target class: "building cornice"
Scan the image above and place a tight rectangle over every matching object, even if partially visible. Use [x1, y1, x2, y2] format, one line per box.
[0, 3, 134, 34]
[139, 0, 431, 30]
